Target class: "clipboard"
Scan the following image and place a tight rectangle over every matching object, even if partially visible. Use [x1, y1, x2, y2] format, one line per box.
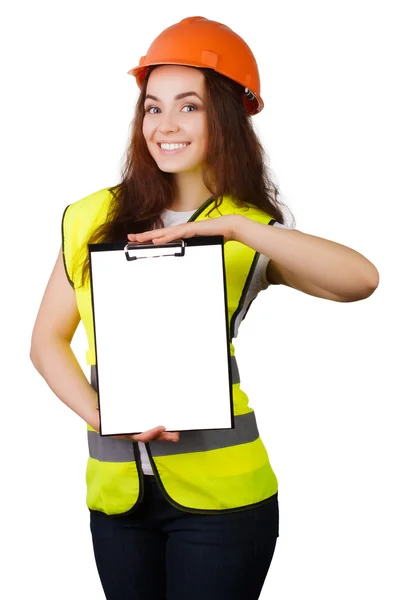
[88, 236, 234, 436]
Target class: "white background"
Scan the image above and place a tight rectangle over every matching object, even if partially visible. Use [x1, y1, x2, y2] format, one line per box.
[1, 1, 398, 598]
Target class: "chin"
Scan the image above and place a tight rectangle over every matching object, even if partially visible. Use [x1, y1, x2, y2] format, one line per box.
[153, 159, 201, 174]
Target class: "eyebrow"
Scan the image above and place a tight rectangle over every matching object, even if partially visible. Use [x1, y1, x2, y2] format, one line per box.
[144, 91, 203, 102]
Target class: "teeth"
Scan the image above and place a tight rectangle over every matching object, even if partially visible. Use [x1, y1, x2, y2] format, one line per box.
[160, 143, 188, 150]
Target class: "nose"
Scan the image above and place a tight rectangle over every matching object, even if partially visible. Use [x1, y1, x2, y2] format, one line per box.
[158, 110, 179, 134]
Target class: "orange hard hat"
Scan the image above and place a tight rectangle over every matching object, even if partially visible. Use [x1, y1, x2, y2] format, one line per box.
[127, 16, 263, 116]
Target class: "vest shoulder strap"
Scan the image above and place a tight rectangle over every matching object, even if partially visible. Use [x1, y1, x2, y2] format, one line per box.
[208, 196, 276, 225]
[62, 187, 113, 286]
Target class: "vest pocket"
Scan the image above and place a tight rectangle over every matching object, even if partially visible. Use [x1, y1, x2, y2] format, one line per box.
[86, 457, 140, 515]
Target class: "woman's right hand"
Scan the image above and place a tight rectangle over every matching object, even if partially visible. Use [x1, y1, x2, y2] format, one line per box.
[113, 427, 180, 443]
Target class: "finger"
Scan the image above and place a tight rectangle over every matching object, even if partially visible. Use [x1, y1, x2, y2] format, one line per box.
[156, 431, 180, 442]
[132, 426, 166, 443]
[114, 428, 179, 443]
[130, 234, 151, 243]
[154, 232, 185, 244]
[127, 232, 157, 243]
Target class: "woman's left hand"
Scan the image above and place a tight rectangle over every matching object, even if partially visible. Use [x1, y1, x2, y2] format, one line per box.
[127, 215, 241, 245]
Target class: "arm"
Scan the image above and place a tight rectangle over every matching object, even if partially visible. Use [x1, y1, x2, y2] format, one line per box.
[233, 217, 379, 302]
[30, 248, 100, 431]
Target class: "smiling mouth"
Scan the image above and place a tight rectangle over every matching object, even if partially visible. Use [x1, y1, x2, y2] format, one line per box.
[157, 142, 191, 153]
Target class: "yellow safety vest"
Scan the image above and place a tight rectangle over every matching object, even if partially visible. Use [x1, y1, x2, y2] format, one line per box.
[62, 187, 279, 515]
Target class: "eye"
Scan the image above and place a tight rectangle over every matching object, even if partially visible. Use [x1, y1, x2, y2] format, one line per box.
[145, 106, 160, 114]
[182, 105, 197, 113]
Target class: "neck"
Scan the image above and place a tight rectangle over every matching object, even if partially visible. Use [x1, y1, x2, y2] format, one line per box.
[168, 170, 212, 212]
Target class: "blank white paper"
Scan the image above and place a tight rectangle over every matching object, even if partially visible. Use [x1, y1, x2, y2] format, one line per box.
[89, 241, 232, 436]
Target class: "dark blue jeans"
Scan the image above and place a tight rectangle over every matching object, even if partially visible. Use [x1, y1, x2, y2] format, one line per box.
[90, 475, 279, 600]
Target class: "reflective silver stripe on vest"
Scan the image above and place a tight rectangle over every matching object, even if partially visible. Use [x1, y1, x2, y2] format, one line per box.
[88, 430, 136, 462]
[230, 355, 240, 386]
[90, 356, 240, 393]
[148, 410, 259, 457]
[87, 411, 259, 462]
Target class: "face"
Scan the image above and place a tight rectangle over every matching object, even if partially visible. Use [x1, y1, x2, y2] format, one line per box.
[142, 65, 208, 174]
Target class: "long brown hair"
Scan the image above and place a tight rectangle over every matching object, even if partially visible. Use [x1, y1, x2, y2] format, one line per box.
[75, 66, 294, 287]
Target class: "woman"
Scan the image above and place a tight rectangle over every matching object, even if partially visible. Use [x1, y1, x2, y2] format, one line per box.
[30, 16, 379, 600]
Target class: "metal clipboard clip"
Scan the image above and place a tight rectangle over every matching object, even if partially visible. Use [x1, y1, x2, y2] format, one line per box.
[124, 239, 186, 261]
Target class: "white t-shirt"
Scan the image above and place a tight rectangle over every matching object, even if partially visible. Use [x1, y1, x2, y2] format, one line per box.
[138, 207, 289, 475]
